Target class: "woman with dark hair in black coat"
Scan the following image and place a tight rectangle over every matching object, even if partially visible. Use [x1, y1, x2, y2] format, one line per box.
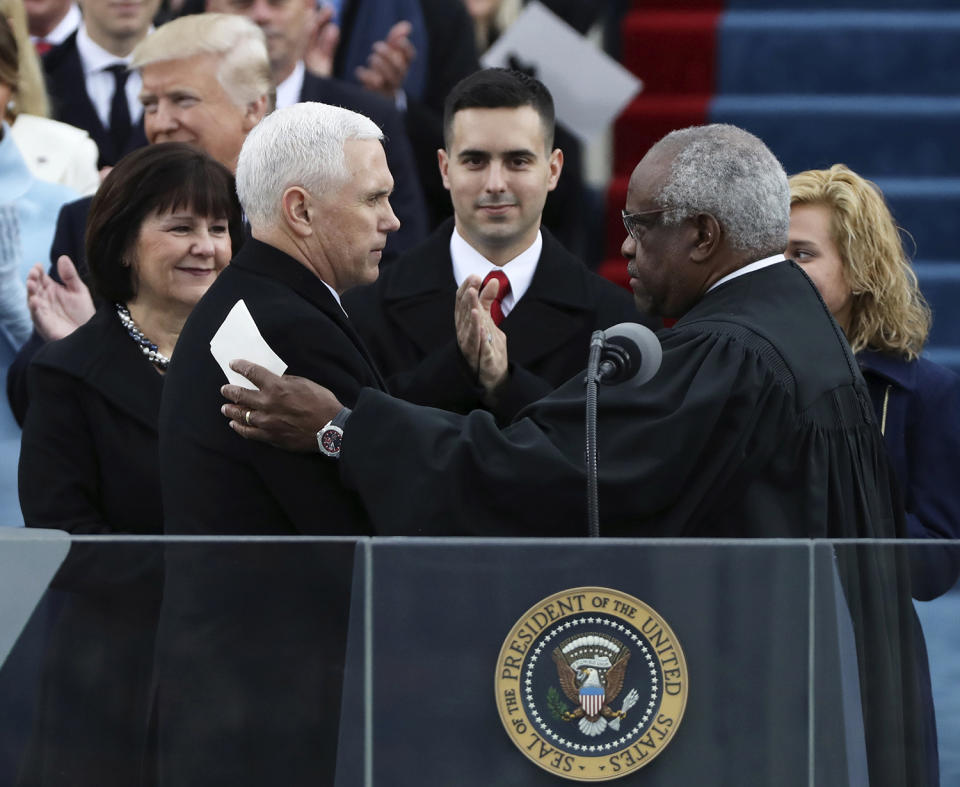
[16, 142, 241, 787]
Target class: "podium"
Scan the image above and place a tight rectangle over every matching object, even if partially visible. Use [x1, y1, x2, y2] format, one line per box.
[0, 534, 951, 786]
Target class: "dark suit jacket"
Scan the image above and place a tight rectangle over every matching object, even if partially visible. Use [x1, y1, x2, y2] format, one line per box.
[299, 72, 427, 258]
[153, 238, 383, 787]
[343, 219, 639, 421]
[43, 32, 148, 169]
[17, 305, 163, 787]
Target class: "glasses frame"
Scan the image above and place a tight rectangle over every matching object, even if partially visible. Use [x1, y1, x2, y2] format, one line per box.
[622, 208, 669, 243]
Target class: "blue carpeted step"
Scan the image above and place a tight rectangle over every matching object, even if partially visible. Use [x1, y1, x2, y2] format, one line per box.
[916, 262, 960, 352]
[923, 348, 960, 375]
[709, 96, 960, 177]
[718, 12, 960, 95]
[874, 178, 960, 261]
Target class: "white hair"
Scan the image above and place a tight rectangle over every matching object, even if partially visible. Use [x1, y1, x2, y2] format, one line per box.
[652, 124, 789, 257]
[235, 102, 384, 227]
[131, 14, 270, 108]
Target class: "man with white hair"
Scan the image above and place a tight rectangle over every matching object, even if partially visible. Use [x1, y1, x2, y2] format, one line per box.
[151, 102, 397, 787]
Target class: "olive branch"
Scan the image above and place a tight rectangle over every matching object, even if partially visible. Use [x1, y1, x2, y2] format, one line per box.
[546, 686, 570, 721]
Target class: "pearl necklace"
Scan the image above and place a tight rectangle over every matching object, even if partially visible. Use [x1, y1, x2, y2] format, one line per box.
[115, 303, 170, 370]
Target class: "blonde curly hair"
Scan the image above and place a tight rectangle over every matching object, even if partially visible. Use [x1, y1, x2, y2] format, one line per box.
[789, 164, 930, 360]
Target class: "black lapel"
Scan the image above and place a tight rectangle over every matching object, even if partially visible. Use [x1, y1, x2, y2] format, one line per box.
[498, 229, 596, 366]
[232, 239, 388, 390]
[378, 222, 458, 357]
[35, 306, 163, 432]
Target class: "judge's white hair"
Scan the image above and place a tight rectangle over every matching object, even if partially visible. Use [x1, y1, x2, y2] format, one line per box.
[131, 14, 270, 109]
[652, 124, 789, 258]
[236, 102, 384, 228]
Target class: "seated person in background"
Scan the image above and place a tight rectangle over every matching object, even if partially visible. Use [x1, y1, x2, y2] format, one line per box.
[6, 12, 271, 423]
[153, 102, 397, 787]
[207, 0, 428, 256]
[787, 164, 960, 600]
[1, 0, 99, 194]
[344, 67, 640, 423]
[16, 142, 239, 787]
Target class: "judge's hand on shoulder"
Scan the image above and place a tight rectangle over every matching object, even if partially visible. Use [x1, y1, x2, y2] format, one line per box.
[455, 274, 508, 401]
[27, 255, 96, 341]
[221, 361, 341, 453]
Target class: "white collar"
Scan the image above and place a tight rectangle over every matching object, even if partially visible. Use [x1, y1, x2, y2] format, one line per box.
[706, 254, 787, 294]
[75, 23, 138, 76]
[31, 3, 81, 46]
[450, 228, 542, 318]
[321, 279, 348, 316]
[275, 61, 306, 110]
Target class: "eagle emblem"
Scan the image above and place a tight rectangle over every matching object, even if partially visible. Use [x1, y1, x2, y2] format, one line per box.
[552, 634, 640, 737]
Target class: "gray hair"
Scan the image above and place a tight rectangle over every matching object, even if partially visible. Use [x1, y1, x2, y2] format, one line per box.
[131, 14, 270, 109]
[235, 102, 384, 227]
[652, 124, 789, 257]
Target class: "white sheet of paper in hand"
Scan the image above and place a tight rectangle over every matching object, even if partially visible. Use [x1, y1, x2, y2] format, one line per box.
[209, 299, 287, 389]
[481, 1, 642, 144]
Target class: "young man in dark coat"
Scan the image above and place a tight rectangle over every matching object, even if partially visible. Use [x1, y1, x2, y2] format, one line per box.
[344, 68, 640, 422]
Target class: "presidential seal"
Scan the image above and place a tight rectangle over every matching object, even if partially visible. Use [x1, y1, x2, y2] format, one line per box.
[495, 587, 688, 781]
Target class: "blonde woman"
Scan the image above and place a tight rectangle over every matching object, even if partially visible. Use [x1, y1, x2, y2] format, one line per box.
[0, 0, 98, 193]
[787, 164, 960, 601]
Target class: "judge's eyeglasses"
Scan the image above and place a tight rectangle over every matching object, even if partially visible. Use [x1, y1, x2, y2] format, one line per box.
[622, 208, 669, 243]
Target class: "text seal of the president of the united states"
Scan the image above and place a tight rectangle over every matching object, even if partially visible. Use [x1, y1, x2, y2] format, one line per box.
[495, 587, 688, 781]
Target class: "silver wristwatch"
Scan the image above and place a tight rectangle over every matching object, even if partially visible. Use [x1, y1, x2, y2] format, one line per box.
[317, 407, 351, 459]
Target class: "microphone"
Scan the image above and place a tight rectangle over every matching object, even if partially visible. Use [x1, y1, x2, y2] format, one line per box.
[597, 323, 662, 386]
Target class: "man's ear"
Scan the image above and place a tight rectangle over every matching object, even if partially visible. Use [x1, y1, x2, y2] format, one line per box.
[437, 148, 451, 191]
[281, 186, 313, 237]
[244, 94, 269, 131]
[690, 213, 722, 262]
[546, 148, 563, 192]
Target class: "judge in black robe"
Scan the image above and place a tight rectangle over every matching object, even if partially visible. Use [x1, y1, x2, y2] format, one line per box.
[220, 124, 931, 786]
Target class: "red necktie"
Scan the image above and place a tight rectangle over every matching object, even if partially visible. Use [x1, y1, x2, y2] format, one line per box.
[34, 39, 53, 56]
[481, 270, 511, 327]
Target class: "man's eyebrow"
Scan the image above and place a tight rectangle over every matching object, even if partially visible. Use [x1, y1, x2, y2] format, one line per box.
[503, 148, 537, 158]
[457, 148, 490, 159]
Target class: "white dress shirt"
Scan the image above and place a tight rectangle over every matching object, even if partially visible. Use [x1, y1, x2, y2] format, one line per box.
[450, 228, 542, 320]
[75, 25, 145, 130]
[275, 61, 306, 110]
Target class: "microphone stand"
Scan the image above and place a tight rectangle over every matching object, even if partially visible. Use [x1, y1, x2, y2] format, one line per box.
[585, 330, 605, 538]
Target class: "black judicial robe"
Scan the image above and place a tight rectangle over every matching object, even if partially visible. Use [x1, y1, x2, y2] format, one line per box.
[339, 260, 929, 785]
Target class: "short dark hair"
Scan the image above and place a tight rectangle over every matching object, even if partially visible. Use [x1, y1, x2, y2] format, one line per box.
[86, 143, 243, 303]
[442, 67, 555, 151]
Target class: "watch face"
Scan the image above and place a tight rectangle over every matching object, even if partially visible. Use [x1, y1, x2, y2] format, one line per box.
[320, 428, 342, 455]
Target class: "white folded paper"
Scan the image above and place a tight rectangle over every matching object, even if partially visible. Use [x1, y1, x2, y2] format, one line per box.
[209, 299, 287, 389]
[481, 1, 642, 144]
